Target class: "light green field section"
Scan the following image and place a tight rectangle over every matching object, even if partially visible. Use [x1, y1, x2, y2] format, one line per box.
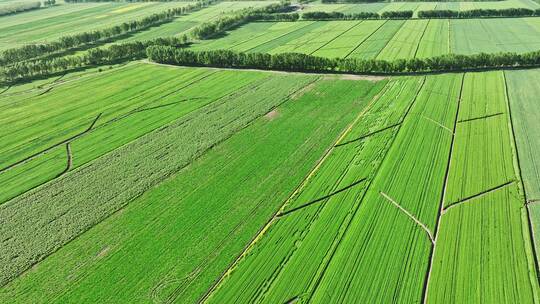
[0, 2, 194, 50]
[416, 19, 449, 58]
[427, 184, 539, 304]
[376, 19, 429, 60]
[0, 63, 321, 287]
[114, 1, 276, 43]
[0, 70, 386, 304]
[0, 145, 66, 204]
[303, 0, 539, 16]
[0, 63, 222, 172]
[505, 69, 540, 262]
[205, 77, 422, 303]
[311, 20, 386, 58]
[426, 71, 539, 303]
[192, 18, 540, 60]
[450, 18, 540, 54]
[444, 72, 515, 206]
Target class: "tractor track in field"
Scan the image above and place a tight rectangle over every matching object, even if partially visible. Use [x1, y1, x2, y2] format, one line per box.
[457, 112, 504, 123]
[56, 143, 73, 178]
[198, 78, 398, 304]
[442, 180, 516, 214]
[380, 191, 435, 244]
[421, 73, 465, 304]
[276, 177, 367, 218]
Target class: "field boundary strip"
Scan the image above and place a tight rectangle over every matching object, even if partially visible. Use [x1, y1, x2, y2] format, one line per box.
[305, 76, 428, 303]
[56, 142, 73, 178]
[503, 70, 540, 287]
[421, 72, 465, 304]
[442, 180, 516, 214]
[334, 121, 401, 148]
[198, 78, 400, 304]
[380, 191, 435, 244]
[457, 112, 504, 123]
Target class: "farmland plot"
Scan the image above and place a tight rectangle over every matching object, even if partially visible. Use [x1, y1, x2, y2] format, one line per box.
[192, 18, 540, 60]
[376, 19, 429, 60]
[347, 20, 405, 59]
[0, 2, 194, 50]
[450, 18, 540, 55]
[310, 73, 462, 303]
[425, 71, 539, 303]
[303, 0, 539, 16]
[0, 63, 205, 169]
[311, 20, 385, 58]
[205, 77, 423, 304]
[0, 75, 386, 304]
[0, 63, 317, 287]
[444, 72, 515, 205]
[505, 69, 540, 260]
[416, 19, 449, 58]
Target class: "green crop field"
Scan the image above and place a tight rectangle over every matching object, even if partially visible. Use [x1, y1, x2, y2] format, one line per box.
[0, 2, 197, 50]
[1, 0, 540, 303]
[303, 0, 540, 17]
[192, 17, 540, 59]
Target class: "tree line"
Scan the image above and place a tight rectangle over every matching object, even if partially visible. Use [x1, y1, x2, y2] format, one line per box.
[0, 2, 42, 17]
[145, 46, 540, 74]
[65, 0, 195, 2]
[418, 8, 540, 18]
[302, 8, 540, 20]
[0, 0, 216, 66]
[190, 2, 292, 39]
[302, 11, 413, 20]
[0, 37, 187, 82]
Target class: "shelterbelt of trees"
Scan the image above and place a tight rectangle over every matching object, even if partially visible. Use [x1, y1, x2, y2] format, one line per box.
[0, 1, 44, 17]
[322, 0, 503, 3]
[0, 0, 217, 66]
[302, 8, 540, 20]
[146, 47, 540, 74]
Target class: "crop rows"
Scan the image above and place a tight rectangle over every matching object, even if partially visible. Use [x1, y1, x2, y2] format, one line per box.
[0, 63, 317, 288]
[0, 69, 386, 303]
[0, 1, 193, 50]
[193, 17, 540, 60]
[303, 0, 539, 17]
[205, 71, 539, 303]
[425, 71, 539, 303]
[505, 69, 540, 261]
